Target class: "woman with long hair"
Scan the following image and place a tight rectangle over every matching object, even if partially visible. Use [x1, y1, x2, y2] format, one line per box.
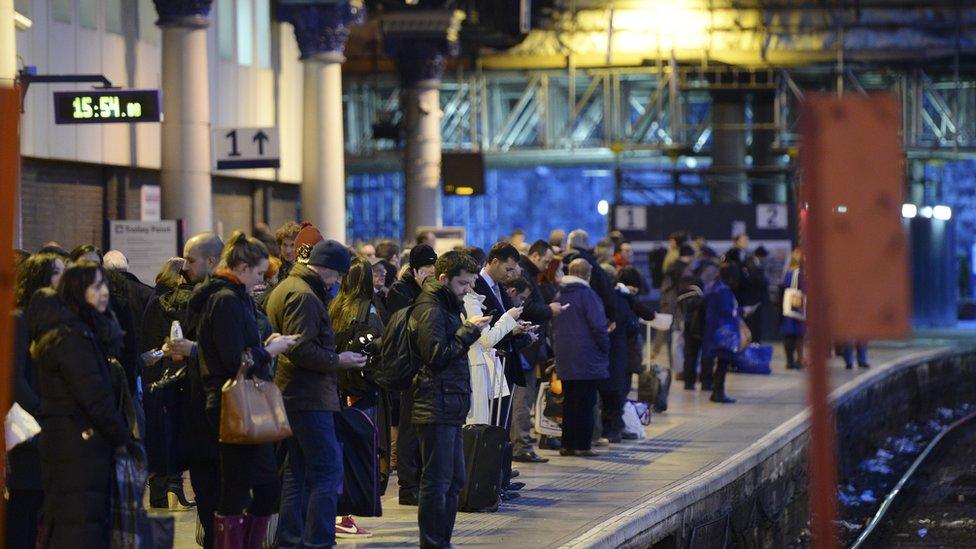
[29, 261, 133, 548]
[187, 231, 296, 548]
[781, 249, 806, 370]
[329, 257, 389, 531]
[8, 253, 64, 548]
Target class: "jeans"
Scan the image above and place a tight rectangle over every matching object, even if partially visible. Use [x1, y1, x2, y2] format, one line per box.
[416, 423, 466, 549]
[277, 410, 343, 549]
[397, 392, 421, 499]
[562, 379, 598, 451]
[842, 343, 869, 367]
[510, 373, 538, 454]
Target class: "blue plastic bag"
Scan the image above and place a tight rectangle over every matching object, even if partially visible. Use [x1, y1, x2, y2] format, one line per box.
[733, 344, 773, 375]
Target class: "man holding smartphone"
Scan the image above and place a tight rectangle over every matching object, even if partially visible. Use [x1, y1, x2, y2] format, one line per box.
[409, 251, 490, 548]
[266, 238, 368, 548]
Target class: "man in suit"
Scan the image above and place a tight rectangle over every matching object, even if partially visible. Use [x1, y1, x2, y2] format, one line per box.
[475, 242, 525, 390]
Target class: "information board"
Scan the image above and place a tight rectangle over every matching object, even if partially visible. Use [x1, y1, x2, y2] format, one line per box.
[108, 220, 180, 286]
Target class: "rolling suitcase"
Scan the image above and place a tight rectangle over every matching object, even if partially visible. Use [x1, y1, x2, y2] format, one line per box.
[336, 405, 383, 517]
[459, 352, 511, 512]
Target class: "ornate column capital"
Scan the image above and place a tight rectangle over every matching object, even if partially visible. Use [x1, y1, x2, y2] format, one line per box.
[276, 1, 366, 61]
[153, 0, 213, 29]
[383, 10, 466, 86]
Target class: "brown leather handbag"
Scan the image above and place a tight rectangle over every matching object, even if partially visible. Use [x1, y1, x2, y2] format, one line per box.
[219, 350, 292, 444]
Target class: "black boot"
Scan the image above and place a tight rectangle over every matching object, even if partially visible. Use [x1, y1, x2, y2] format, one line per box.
[709, 361, 736, 404]
[167, 475, 196, 510]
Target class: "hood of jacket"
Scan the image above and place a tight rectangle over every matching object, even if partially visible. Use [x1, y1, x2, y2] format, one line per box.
[561, 275, 590, 289]
[27, 288, 123, 359]
[157, 284, 195, 320]
[186, 274, 247, 337]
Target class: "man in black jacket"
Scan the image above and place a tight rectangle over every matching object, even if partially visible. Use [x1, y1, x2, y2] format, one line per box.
[386, 244, 437, 315]
[266, 240, 367, 548]
[387, 243, 437, 505]
[409, 251, 490, 549]
[512, 240, 565, 462]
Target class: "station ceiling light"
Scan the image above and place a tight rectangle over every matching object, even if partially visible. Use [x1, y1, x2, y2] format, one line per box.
[919, 206, 933, 219]
[597, 199, 610, 216]
[901, 204, 917, 219]
[933, 205, 952, 221]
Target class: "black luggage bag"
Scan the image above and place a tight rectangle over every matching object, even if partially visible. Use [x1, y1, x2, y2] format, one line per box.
[458, 423, 507, 512]
[335, 405, 383, 517]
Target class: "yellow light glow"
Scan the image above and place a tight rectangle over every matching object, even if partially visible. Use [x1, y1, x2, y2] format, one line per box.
[454, 187, 475, 196]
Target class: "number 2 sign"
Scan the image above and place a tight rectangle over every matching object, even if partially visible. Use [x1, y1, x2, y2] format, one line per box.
[756, 204, 788, 230]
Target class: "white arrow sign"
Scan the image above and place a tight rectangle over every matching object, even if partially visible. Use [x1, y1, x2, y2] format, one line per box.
[213, 127, 280, 170]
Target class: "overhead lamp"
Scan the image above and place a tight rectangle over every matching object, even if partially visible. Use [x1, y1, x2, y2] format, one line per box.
[933, 205, 952, 221]
[901, 204, 917, 219]
[919, 206, 933, 219]
[597, 200, 609, 216]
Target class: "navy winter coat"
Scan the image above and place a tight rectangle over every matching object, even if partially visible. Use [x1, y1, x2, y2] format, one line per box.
[552, 279, 610, 381]
[702, 280, 741, 361]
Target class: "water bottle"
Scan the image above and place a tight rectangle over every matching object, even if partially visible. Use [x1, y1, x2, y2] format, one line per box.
[170, 320, 184, 361]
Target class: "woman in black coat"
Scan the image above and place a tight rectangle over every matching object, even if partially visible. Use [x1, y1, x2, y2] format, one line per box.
[187, 232, 295, 548]
[8, 253, 64, 549]
[29, 261, 132, 549]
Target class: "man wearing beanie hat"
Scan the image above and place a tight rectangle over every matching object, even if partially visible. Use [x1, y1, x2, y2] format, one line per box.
[387, 244, 437, 315]
[384, 243, 438, 505]
[266, 239, 367, 547]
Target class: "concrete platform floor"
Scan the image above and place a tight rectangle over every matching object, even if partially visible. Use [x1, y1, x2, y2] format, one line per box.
[164, 337, 970, 548]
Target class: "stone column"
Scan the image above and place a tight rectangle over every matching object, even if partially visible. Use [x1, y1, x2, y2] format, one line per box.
[384, 10, 465, 240]
[154, 0, 213, 236]
[277, 2, 363, 242]
[0, 0, 15, 86]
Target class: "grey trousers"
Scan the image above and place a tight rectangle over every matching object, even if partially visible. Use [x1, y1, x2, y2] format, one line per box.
[510, 369, 538, 455]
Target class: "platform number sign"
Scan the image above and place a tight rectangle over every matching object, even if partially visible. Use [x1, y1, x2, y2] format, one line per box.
[615, 205, 647, 231]
[756, 204, 788, 230]
[213, 127, 280, 169]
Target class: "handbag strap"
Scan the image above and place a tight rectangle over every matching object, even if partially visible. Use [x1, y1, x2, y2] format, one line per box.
[789, 269, 800, 291]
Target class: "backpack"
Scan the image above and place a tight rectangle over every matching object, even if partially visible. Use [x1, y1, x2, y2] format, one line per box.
[373, 304, 420, 392]
[335, 304, 382, 398]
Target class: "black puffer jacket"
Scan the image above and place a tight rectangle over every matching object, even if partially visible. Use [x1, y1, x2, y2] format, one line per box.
[28, 289, 130, 549]
[409, 279, 482, 426]
[141, 284, 194, 383]
[265, 263, 341, 413]
[387, 271, 423, 316]
[187, 273, 272, 414]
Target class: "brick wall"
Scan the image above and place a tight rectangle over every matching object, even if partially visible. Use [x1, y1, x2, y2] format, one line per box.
[20, 158, 105, 252]
[20, 158, 306, 252]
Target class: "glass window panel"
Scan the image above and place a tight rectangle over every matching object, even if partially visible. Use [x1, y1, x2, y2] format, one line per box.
[255, 0, 270, 68]
[236, 0, 253, 66]
[218, 0, 234, 60]
[104, 0, 123, 34]
[52, 0, 72, 23]
[78, 0, 96, 28]
[138, 0, 160, 44]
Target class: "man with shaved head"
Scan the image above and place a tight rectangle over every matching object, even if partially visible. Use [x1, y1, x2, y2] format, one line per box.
[144, 232, 222, 544]
[182, 232, 223, 284]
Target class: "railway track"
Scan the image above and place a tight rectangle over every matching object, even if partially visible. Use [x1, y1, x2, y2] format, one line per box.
[851, 412, 976, 548]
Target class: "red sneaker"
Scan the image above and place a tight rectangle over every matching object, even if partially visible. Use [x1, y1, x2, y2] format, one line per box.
[335, 515, 372, 539]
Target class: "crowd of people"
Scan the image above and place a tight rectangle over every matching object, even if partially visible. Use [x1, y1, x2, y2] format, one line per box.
[8, 220, 859, 549]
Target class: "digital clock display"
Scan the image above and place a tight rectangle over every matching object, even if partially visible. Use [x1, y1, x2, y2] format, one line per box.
[53, 90, 162, 124]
